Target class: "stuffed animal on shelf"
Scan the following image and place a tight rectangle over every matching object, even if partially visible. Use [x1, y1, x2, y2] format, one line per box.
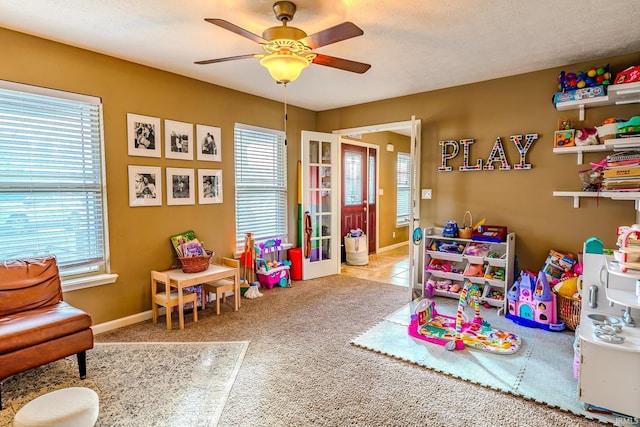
[575, 128, 599, 146]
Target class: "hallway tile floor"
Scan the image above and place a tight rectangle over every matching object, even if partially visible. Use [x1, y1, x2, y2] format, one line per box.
[341, 245, 410, 286]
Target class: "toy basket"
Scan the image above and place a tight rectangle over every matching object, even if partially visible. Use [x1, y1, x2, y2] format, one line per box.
[458, 211, 473, 239]
[555, 291, 581, 331]
[178, 251, 213, 273]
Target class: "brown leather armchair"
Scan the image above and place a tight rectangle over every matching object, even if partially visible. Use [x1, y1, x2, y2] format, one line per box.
[0, 255, 93, 408]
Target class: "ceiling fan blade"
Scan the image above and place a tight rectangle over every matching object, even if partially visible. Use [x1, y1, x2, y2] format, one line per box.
[312, 54, 371, 74]
[204, 18, 267, 44]
[195, 54, 257, 65]
[300, 22, 363, 49]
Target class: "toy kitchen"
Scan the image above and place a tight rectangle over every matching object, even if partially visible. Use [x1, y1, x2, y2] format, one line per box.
[579, 230, 640, 420]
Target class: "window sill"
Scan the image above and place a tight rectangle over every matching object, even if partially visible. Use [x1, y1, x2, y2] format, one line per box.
[396, 222, 410, 228]
[62, 273, 118, 292]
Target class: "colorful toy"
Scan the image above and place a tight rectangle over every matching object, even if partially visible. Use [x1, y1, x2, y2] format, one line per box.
[430, 240, 465, 254]
[442, 220, 459, 238]
[506, 270, 565, 331]
[575, 128, 599, 146]
[557, 65, 611, 92]
[616, 116, 640, 137]
[255, 258, 290, 289]
[408, 282, 521, 354]
[554, 129, 575, 148]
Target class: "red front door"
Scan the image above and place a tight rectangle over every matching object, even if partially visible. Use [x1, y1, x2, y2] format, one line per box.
[341, 144, 376, 256]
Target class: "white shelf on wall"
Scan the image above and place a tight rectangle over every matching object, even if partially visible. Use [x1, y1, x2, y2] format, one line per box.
[553, 191, 640, 209]
[555, 96, 611, 121]
[553, 136, 640, 164]
[553, 145, 608, 164]
[554, 82, 640, 121]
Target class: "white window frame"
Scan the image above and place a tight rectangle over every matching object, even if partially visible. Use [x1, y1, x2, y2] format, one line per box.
[0, 80, 116, 291]
[233, 123, 288, 249]
[396, 151, 411, 227]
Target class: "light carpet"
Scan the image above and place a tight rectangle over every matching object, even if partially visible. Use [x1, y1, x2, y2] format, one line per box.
[351, 298, 623, 426]
[0, 341, 249, 427]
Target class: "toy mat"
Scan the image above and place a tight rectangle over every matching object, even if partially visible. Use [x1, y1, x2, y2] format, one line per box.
[413, 311, 521, 354]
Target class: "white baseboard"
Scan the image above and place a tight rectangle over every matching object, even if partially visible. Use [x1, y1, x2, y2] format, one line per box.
[90, 292, 237, 335]
[91, 310, 154, 335]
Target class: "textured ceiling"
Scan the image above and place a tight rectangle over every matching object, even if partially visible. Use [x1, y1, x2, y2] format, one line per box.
[1, 0, 640, 111]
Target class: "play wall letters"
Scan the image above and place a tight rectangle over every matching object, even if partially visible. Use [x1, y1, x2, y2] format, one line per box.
[438, 134, 538, 172]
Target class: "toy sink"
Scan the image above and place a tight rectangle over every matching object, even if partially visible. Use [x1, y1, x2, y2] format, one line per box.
[587, 313, 621, 326]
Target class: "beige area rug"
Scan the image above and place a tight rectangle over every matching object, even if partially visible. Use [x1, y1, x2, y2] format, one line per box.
[0, 341, 249, 427]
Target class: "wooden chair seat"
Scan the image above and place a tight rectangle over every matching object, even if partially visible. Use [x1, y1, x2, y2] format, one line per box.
[151, 271, 198, 330]
[201, 257, 240, 315]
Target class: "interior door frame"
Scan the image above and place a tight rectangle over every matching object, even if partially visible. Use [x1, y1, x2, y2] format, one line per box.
[332, 118, 422, 298]
[339, 139, 379, 253]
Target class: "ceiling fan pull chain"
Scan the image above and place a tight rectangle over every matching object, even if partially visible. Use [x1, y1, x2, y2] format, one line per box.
[283, 83, 288, 146]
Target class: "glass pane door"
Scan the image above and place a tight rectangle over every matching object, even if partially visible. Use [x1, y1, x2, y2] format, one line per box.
[301, 131, 339, 279]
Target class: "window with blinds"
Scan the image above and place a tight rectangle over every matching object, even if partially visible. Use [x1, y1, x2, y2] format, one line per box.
[234, 123, 287, 248]
[0, 81, 108, 276]
[396, 152, 411, 226]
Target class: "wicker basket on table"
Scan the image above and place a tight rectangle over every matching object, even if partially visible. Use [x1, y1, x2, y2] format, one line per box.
[178, 251, 213, 273]
[555, 291, 581, 331]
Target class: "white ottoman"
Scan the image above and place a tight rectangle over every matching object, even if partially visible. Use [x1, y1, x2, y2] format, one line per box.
[14, 387, 99, 427]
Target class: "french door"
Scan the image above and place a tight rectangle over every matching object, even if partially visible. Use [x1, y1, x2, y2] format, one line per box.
[300, 131, 340, 279]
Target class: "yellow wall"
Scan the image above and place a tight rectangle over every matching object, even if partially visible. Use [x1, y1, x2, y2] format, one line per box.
[3, 25, 640, 324]
[318, 52, 640, 271]
[1, 27, 315, 324]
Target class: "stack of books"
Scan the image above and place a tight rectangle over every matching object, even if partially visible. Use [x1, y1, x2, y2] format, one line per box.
[601, 151, 640, 192]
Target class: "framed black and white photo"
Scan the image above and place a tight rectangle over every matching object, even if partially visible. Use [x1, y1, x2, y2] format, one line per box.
[164, 119, 193, 160]
[196, 124, 221, 162]
[128, 165, 162, 207]
[166, 167, 195, 206]
[127, 113, 161, 158]
[198, 169, 223, 204]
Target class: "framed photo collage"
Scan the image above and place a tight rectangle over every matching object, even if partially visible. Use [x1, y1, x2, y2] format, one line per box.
[127, 113, 223, 207]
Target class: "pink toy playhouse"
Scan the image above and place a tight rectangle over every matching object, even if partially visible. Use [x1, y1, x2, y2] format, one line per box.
[506, 270, 565, 331]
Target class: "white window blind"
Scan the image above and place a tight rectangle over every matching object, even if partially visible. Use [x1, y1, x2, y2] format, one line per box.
[396, 152, 411, 226]
[234, 123, 287, 247]
[0, 81, 108, 276]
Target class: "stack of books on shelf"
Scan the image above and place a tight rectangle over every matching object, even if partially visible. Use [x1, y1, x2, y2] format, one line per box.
[601, 151, 640, 192]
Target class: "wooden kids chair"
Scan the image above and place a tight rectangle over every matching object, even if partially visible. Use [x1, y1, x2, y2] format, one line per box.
[201, 257, 240, 315]
[151, 271, 198, 330]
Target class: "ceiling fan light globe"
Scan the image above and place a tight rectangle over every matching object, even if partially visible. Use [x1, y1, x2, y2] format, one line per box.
[260, 52, 311, 84]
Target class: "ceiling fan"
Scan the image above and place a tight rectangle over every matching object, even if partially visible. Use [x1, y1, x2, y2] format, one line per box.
[195, 1, 371, 84]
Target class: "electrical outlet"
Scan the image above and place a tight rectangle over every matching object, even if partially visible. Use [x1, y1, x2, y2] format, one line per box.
[392, 232, 396, 238]
[421, 189, 432, 199]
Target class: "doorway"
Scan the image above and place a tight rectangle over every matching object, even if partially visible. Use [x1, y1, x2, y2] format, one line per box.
[341, 143, 377, 257]
[333, 118, 422, 299]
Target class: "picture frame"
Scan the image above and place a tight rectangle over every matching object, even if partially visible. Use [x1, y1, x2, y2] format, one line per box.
[127, 113, 161, 158]
[198, 169, 223, 204]
[196, 124, 221, 162]
[166, 167, 195, 206]
[164, 119, 194, 160]
[128, 165, 162, 207]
